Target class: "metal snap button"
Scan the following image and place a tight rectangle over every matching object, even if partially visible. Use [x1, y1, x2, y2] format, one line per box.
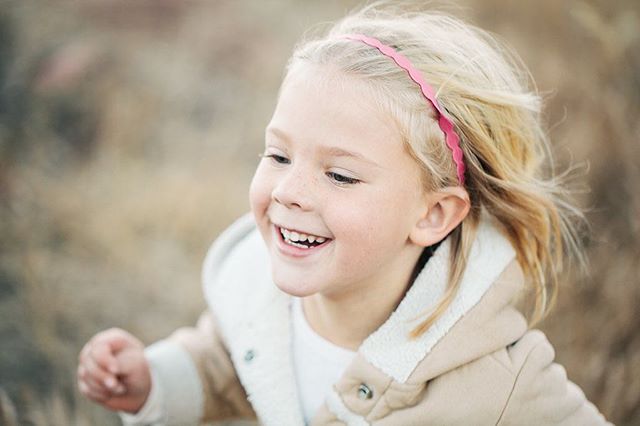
[357, 383, 373, 400]
[244, 349, 255, 363]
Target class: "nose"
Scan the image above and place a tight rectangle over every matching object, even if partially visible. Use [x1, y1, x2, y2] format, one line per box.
[272, 164, 314, 211]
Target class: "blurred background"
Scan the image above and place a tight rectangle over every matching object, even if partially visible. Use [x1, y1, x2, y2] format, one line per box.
[0, 0, 638, 424]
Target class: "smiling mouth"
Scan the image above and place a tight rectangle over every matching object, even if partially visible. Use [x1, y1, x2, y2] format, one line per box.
[277, 226, 331, 249]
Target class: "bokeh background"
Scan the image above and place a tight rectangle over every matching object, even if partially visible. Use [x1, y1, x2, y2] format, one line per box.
[0, 0, 638, 424]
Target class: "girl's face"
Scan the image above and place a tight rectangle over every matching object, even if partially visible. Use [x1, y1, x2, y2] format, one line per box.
[250, 64, 431, 299]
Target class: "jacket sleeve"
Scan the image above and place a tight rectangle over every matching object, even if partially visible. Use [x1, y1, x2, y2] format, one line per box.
[142, 310, 256, 425]
[496, 330, 611, 426]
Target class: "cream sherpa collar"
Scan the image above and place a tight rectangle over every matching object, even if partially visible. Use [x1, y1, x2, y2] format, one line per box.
[202, 213, 515, 426]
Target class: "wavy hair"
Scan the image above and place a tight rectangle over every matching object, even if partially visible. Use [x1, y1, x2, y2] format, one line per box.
[284, 1, 585, 336]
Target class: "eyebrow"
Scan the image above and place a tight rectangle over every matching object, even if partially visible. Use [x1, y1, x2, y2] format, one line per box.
[265, 127, 382, 168]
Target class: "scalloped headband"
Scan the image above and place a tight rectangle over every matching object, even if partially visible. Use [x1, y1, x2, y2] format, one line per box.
[341, 34, 466, 186]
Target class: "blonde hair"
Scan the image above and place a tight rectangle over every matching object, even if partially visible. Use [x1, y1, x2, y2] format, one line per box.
[285, 2, 585, 336]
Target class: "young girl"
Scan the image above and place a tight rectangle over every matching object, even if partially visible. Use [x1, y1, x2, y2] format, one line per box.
[77, 3, 611, 425]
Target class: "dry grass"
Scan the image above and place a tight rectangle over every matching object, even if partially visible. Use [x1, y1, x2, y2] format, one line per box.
[1, 0, 638, 424]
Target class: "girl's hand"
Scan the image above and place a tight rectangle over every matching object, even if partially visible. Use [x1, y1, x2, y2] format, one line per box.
[77, 328, 151, 414]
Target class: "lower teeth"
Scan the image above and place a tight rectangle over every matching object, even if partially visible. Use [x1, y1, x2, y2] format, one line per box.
[285, 239, 310, 249]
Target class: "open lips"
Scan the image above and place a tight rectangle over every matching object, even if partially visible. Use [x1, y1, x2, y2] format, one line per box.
[278, 226, 331, 249]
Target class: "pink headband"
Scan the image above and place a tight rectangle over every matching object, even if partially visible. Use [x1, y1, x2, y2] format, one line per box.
[341, 34, 466, 185]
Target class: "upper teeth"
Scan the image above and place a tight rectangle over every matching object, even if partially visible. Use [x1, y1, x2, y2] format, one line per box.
[280, 227, 326, 243]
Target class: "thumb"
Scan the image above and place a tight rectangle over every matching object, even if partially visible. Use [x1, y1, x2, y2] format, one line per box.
[112, 344, 152, 402]
[92, 328, 143, 375]
[113, 344, 148, 378]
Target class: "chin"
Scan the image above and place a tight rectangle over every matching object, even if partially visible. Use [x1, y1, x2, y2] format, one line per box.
[271, 272, 318, 298]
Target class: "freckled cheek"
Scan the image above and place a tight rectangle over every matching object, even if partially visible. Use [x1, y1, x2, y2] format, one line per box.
[328, 205, 380, 252]
[249, 166, 273, 215]
[330, 200, 406, 259]
[249, 175, 275, 245]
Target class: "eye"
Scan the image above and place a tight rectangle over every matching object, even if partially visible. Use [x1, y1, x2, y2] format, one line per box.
[263, 153, 290, 165]
[326, 171, 360, 185]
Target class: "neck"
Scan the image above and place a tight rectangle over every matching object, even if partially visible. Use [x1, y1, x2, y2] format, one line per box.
[301, 245, 424, 351]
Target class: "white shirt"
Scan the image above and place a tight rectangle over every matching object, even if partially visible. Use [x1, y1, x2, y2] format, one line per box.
[291, 297, 357, 424]
[121, 297, 357, 425]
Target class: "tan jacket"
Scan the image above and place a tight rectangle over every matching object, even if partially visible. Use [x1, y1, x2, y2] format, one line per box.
[141, 214, 610, 426]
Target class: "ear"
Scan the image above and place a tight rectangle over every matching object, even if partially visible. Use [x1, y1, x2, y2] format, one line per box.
[409, 187, 470, 247]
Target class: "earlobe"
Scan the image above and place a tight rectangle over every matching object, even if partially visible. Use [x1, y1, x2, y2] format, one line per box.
[410, 187, 470, 247]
